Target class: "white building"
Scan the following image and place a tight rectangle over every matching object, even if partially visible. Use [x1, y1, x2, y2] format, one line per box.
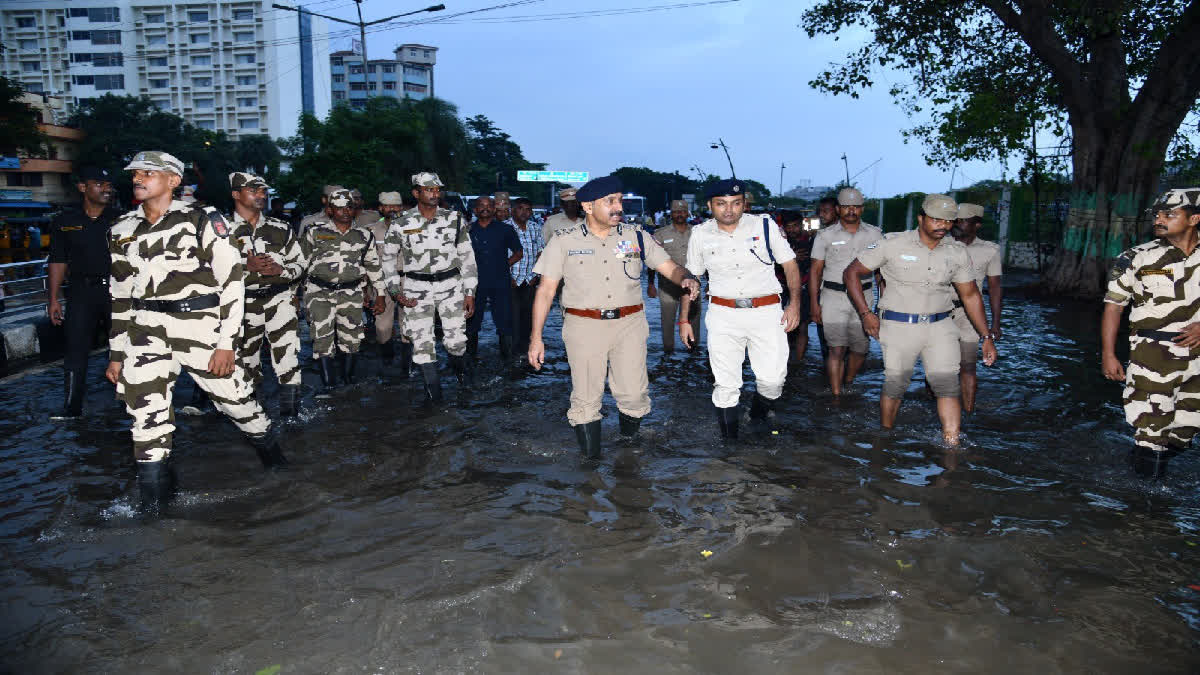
[0, 1, 331, 140]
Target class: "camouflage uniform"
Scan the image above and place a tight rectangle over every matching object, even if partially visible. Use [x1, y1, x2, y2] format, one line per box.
[109, 161, 271, 463]
[1105, 189, 1200, 452]
[229, 178, 306, 389]
[300, 191, 385, 358]
[381, 203, 478, 366]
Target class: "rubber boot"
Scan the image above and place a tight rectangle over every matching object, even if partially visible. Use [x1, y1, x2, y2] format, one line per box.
[618, 412, 641, 439]
[50, 369, 85, 420]
[716, 405, 739, 440]
[466, 333, 479, 362]
[137, 458, 175, 515]
[316, 356, 337, 399]
[449, 353, 473, 388]
[574, 420, 603, 460]
[1129, 445, 1170, 481]
[749, 393, 774, 422]
[343, 352, 358, 385]
[248, 428, 288, 469]
[179, 385, 210, 416]
[420, 362, 443, 404]
[396, 341, 413, 380]
[279, 384, 300, 418]
[379, 340, 395, 368]
[499, 334, 513, 360]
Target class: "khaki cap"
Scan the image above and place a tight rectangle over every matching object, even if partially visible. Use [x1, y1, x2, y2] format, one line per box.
[229, 171, 268, 190]
[670, 199, 689, 211]
[558, 187, 578, 201]
[837, 187, 865, 206]
[922, 193, 958, 220]
[322, 184, 346, 197]
[412, 172, 444, 187]
[1152, 188, 1200, 211]
[493, 191, 510, 205]
[328, 189, 354, 207]
[378, 191, 404, 205]
[124, 150, 184, 176]
[957, 203, 984, 220]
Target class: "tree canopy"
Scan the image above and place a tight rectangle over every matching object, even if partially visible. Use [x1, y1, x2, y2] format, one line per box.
[0, 76, 47, 158]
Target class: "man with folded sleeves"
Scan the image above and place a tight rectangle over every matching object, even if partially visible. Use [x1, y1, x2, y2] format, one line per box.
[809, 187, 882, 395]
[951, 202, 1003, 412]
[679, 179, 801, 440]
[842, 193, 997, 445]
[528, 175, 699, 459]
[646, 199, 701, 353]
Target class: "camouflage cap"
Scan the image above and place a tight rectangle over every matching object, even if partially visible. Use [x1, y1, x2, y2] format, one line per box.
[378, 191, 404, 205]
[670, 199, 689, 211]
[124, 150, 184, 176]
[229, 171, 268, 191]
[412, 172, 444, 187]
[328, 188, 354, 207]
[922, 193, 958, 220]
[350, 188, 363, 199]
[1152, 188, 1200, 211]
[837, 187, 865, 206]
[558, 187, 578, 201]
[957, 203, 984, 220]
[493, 191, 510, 206]
[322, 184, 345, 196]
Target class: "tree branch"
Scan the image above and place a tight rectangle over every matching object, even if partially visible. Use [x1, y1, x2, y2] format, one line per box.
[977, 0, 1084, 108]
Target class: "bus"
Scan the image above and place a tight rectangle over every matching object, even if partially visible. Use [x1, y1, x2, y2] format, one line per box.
[621, 193, 646, 224]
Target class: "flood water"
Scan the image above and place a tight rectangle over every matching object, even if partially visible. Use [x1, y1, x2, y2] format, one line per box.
[1, 280, 1198, 674]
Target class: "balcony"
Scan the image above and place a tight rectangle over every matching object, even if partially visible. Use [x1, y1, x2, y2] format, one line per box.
[36, 124, 84, 141]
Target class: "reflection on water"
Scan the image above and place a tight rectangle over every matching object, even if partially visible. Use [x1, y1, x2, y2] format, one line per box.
[1, 284, 1198, 673]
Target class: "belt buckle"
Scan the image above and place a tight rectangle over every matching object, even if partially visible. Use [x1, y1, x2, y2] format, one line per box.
[734, 297, 753, 308]
[177, 301, 191, 312]
[600, 308, 619, 319]
[917, 314, 929, 323]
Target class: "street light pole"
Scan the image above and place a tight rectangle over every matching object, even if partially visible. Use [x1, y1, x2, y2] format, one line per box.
[354, 0, 368, 64]
[840, 153, 850, 185]
[779, 162, 785, 197]
[710, 138, 736, 179]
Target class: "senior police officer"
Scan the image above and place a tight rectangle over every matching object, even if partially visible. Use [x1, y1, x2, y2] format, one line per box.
[228, 172, 306, 417]
[47, 166, 119, 420]
[679, 180, 800, 439]
[380, 172, 478, 405]
[542, 187, 585, 243]
[301, 188, 386, 396]
[842, 194, 997, 445]
[809, 187, 883, 395]
[1102, 188, 1200, 480]
[646, 199, 701, 353]
[105, 151, 287, 514]
[369, 191, 413, 377]
[528, 175, 699, 459]
[951, 202, 1003, 412]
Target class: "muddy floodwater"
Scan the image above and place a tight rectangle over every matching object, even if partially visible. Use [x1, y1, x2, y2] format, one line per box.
[1, 281, 1198, 674]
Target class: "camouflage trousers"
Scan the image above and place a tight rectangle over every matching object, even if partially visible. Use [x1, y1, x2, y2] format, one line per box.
[117, 311, 271, 463]
[1123, 336, 1200, 451]
[241, 286, 301, 388]
[404, 278, 467, 365]
[305, 283, 366, 358]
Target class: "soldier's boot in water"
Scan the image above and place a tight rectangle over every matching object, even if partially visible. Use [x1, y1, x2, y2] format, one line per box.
[465, 333, 479, 362]
[618, 412, 641, 440]
[378, 340, 395, 371]
[499, 334, 513, 361]
[449, 353, 474, 388]
[279, 384, 300, 418]
[1129, 445, 1172, 481]
[343, 353, 358, 385]
[50, 369, 86, 420]
[247, 428, 288, 469]
[574, 420, 602, 460]
[396, 341, 413, 380]
[716, 405, 739, 440]
[179, 385, 211, 416]
[137, 457, 176, 516]
[316, 356, 337, 399]
[420, 362, 444, 405]
[749, 393, 774, 428]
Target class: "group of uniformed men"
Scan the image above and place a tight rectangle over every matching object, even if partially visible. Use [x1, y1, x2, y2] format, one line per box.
[45, 153, 1200, 515]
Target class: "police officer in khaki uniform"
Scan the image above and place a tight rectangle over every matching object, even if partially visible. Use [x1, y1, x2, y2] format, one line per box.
[528, 176, 699, 459]
[951, 202, 1003, 412]
[368, 191, 413, 377]
[843, 194, 997, 445]
[646, 199, 700, 352]
[542, 187, 585, 243]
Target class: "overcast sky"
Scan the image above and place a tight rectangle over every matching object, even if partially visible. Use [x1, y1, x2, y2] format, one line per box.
[310, 0, 1011, 198]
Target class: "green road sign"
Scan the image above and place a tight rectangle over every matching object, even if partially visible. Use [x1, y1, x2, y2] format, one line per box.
[517, 170, 590, 183]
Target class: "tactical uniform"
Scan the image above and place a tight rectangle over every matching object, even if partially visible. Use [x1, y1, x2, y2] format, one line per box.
[228, 173, 306, 415]
[812, 220, 882, 353]
[951, 234, 1002, 363]
[297, 184, 345, 238]
[652, 207, 700, 352]
[300, 191, 384, 392]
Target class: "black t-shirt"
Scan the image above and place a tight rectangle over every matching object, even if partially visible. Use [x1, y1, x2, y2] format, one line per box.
[49, 206, 121, 278]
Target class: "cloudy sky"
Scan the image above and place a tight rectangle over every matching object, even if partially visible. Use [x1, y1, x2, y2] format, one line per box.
[307, 0, 1012, 198]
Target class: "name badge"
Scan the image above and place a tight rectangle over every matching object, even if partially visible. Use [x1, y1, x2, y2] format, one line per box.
[402, 228, 422, 235]
[901, 254, 918, 261]
[60, 225, 83, 232]
[831, 240, 846, 245]
[663, 238, 674, 244]
[316, 234, 337, 240]
[1138, 269, 1172, 278]
[568, 249, 594, 256]
[114, 236, 135, 246]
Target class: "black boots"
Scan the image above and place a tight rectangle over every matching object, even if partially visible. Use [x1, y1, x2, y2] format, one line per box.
[137, 458, 175, 515]
[179, 385, 211, 416]
[466, 333, 479, 361]
[449, 353, 474, 388]
[247, 429, 288, 469]
[716, 405, 740, 440]
[342, 352, 358, 385]
[1130, 445, 1172, 481]
[379, 340, 396, 367]
[499, 334, 513, 360]
[279, 384, 300, 418]
[397, 341, 413, 379]
[618, 412, 641, 439]
[50, 369, 86, 420]
[420, 362, 443, 404]
[316, 356, 337, 398]
[574, 420, 602, 459]
[749, 393, 774, 423]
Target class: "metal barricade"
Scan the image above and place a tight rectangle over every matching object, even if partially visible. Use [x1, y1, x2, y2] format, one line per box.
[0, 257, 52, 317]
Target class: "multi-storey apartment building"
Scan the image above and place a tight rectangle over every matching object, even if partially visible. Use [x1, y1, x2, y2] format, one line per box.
[0, 1, 331, 139]
[329, 43, 436, 108]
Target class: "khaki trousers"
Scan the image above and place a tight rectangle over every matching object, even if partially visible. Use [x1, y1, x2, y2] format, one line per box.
[562, 312, 651, 425]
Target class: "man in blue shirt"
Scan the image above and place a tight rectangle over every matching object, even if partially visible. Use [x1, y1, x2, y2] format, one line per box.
[509, 197, 544, 357]
[467, 195, 523, 365]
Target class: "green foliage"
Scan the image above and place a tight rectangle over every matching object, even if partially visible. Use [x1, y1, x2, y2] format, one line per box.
[0, 76, 47, 157]
[235, 134, 282, 182]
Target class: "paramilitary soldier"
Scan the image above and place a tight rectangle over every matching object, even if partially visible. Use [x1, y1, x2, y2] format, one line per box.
[843, 193, 997, 445]
[105, 151, 287, 514]
[381, 172, 478, 404]
[680, 179, 801, 440]
[301, 188, 386, 396]
[228, 172, 306, 417]
[368, 191, 414, 378]
[298, 184, 345, 238]
[47, 166, 119, 420]
[1102, 187, 1200, 480]
[528, 175, 699, 459]
[951, 202, 1003, 412]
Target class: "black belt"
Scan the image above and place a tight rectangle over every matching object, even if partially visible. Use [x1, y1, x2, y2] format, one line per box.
[404, 268, 460, 283]
[79, 275, 109, 286]
[131, 293, 220, 313]
[245, 283, 294, 299]
[308, 276, 363, 291]
[1135, 330, 1182, 342]
[823, 279, 873, 292]
[881, 309, 952, 324]
[952, 298, 963, 308]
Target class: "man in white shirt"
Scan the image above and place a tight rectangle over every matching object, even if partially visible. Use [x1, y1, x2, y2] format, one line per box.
[680, 179, 801, 440]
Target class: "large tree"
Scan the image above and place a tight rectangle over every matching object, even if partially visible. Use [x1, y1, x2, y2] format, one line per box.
[0, 76, 47, 157]
[802, 0, 1200, 295]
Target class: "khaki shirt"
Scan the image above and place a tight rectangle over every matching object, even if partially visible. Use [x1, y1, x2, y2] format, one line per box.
[653, 224, 693, 267]
[542, 212, 585, 243]
[1106, 239, 1200, 333]
[355, 209, 381, 228]
[856, 229, 973, 315]
[811, 221, 883, 282]
[961, 237, 1003, 287]
[685, 214, 796, 298]
[533, 222, 669, 309]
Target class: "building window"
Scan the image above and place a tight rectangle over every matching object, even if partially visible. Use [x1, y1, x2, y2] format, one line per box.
[16, 17, 37, 29]
[8, 173, 44, 187]
[333, 91, 345, 100]
[235, 75, 255, 86]
[190, 33, 210, 45]
[24, 82, 43, 94]
[349, 64, 363, 74]
[94, 53, 123, 67]
[234, 31, 254, 43]
[152, 99, 170, 111]
[409, 49, 416, 56]
[238, 118, 258, 130]
[21, 61, 40, 73]
[71, 31, 91, 41]
[331, 56, 343, 66]
[233, 9, 254, 21]
[191, 55, 211, 66]
[368, 81, 377, 91]
[331, 74, 344, 83]
[71, 53, 92, 63]
[73, 75, 95, 85]
[237, 97, 257, 107]
[193, 77, 212, 87]
[194, 99, 214, 110]
[403, 83, 426, 93]
[195, 120, 215, 130]
[145, 13, 165, 23]
[349, 82, 366, 91]
[92, 31, 121, 45]
[423, 50, 431, 58]
[70, 8, 89, 18]
[148, 35, 167, 46]
[188, 11, 208, 22]
[94, 74, 124, 90]
[149, 78, 168, 89]
[351, 100, 366, 109]
[381, 64, 395, 73]
[383, 82, 396, 90]
[235, 53, 255, 64]
[18, 39, 38, 51]
[148, 56, 168, 66]
[367, 64, 377, 73]
[89, 8, 120, 23]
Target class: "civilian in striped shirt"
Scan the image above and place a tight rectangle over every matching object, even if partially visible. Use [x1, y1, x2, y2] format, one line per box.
[509, 197, 544, 356]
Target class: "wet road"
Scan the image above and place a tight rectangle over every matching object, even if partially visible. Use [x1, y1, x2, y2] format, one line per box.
[2, 283, 1198, 674]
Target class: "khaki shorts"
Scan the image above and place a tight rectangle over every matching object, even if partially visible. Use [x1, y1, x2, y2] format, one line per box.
[951, 307, 979, 364]
[878, 317, 961, 399]
[819, 287, 869, 353]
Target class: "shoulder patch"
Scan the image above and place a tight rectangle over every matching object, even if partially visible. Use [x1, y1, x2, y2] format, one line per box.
[207, 210, 229, 238]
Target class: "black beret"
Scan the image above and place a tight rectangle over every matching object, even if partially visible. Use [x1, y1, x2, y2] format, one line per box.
[76, 166, 111, 182]
[705, 178, 746, 201]
[576, 175, 624, 202]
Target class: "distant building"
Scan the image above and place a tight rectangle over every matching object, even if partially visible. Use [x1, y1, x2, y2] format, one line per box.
[330, 43, 437, 108]
[1, 93, 83, 211]
[0, 1, 331, 139]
